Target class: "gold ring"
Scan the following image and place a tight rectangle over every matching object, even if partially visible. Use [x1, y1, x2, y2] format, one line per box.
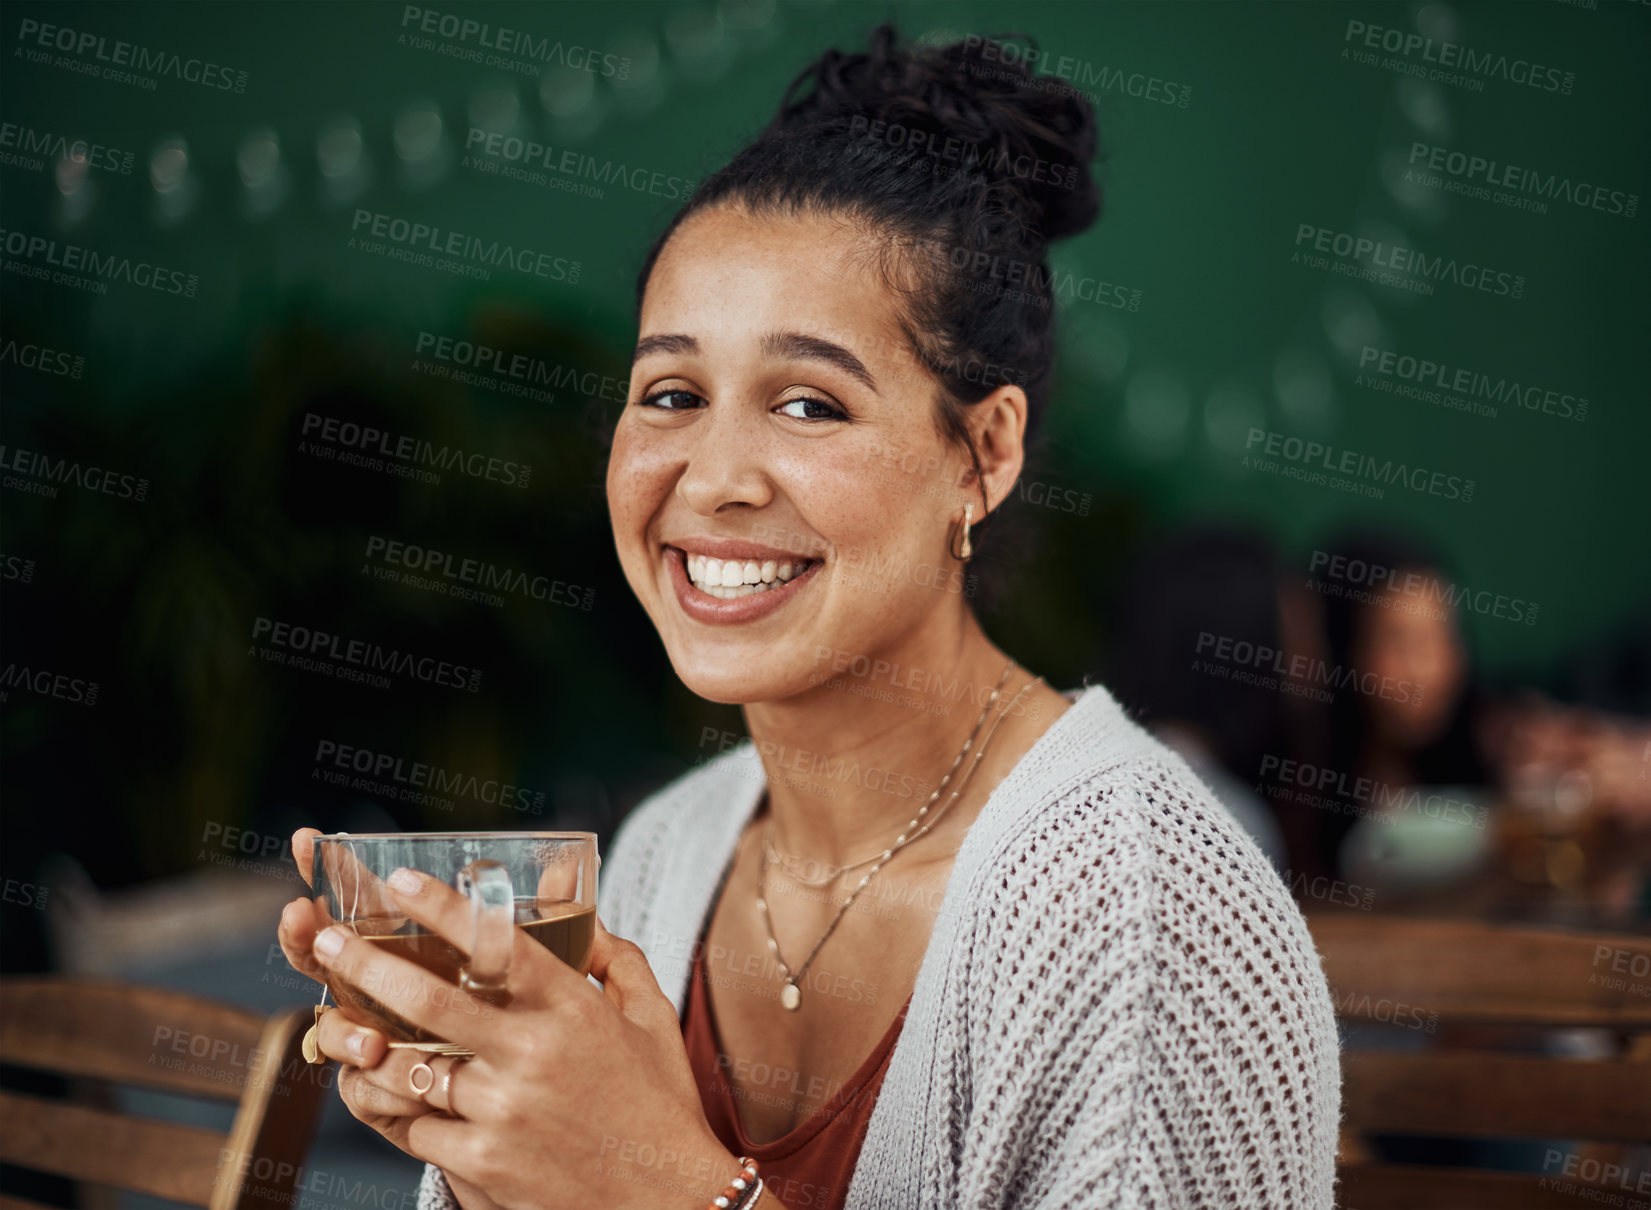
[457, 967, 506, 992]
[408, 1061, 435, 1098]
[457, 967, 511, 1004]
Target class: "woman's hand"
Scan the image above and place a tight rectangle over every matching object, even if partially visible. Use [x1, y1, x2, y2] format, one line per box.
[277, 830, 453, 1160]
[304, 866, 740, 1210]
[305, 1009, 505, 1210]
[276, 827, 327, 985]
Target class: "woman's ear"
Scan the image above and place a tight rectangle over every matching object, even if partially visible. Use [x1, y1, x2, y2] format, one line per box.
[970, 385, 1029, 513]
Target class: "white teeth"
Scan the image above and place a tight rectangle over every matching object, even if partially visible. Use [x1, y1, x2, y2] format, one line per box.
[677, 549, 812, 597]
[696, 581, 774, 599]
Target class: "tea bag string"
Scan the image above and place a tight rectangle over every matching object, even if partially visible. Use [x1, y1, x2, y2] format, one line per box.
[345, 836, 361, 928]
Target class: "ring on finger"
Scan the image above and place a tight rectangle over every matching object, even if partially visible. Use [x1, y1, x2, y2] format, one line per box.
[409, 1060, 435, 1099]
[428, 1053, 471, 1115]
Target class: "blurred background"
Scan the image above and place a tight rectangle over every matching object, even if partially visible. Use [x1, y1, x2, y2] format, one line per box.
[2, 0, 1648, 1206]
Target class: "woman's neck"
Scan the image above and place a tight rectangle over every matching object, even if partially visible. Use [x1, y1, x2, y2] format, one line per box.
[740, 611, 1021, 868]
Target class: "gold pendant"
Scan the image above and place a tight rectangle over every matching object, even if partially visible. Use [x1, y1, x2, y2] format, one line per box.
[780, 981, 802, 1011]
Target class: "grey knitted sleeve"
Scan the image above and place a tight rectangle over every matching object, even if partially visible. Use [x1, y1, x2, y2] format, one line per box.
[951, 760, 1341, 1208]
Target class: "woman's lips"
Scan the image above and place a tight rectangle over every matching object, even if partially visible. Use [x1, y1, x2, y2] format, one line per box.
[664, 546, 823, 625]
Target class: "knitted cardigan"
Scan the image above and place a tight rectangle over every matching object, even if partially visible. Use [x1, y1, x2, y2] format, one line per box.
[417, 683, 1342, 1208]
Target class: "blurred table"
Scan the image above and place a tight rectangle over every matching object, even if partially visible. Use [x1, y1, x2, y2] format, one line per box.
[1339, 806, 1651, 933]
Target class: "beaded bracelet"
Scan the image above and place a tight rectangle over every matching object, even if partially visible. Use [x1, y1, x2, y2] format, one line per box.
[707, 1156, 760, 1209]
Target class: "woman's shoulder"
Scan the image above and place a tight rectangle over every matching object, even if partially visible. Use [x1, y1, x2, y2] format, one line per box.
[952, 686, 1341, 1207]
[962, 684, 1322, 981]
[610, 739, 762, 844]
[596, 741, 763, 929]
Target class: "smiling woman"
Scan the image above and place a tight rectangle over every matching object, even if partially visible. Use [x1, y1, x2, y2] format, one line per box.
[278, 21, 1340, 1210]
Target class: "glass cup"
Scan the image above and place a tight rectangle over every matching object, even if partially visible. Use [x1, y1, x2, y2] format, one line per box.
[310, 832, 598, 1052]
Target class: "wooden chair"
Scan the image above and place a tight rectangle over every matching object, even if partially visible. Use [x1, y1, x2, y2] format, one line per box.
[0, 978, 329, 1210]
[1308, 916, 1651, 1210]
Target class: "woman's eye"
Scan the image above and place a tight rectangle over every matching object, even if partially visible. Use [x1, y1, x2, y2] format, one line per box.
[638, 389, 704, 411]
[775, 396, 847, 422]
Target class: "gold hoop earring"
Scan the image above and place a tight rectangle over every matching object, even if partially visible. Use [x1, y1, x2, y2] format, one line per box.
[956, 502, 974, 561]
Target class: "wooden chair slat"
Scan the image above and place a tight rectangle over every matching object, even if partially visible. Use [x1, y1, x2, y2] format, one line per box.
[214, 1006, 331, 1210]
[1343, 1051, 1651, 1141]
[0, 1091, 222, 1206]
[0, 1194, 60, 1210]
[1320, 917, 1651, 1208]
[1338, 1162, 1623, 1209]
[1309, 916, 1651, 1026]
[0, 978, 265, 1101]
[0, 977, 328, 1210]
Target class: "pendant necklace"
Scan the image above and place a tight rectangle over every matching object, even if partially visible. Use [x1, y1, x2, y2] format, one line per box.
[757, 663, 1042, 1011]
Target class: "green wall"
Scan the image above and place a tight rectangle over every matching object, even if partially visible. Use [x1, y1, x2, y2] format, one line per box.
[2, 0, 1646, 901]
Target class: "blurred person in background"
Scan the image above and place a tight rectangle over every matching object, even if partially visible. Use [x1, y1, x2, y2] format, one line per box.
[1315, 531, 1491, 891]
[1316, 530, 1650, 915]
[1107, 526, 1292, 870]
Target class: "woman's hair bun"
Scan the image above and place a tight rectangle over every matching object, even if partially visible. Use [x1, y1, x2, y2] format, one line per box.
[771, 22, 1101, 243]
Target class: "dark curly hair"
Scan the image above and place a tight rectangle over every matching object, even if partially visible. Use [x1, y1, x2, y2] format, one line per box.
[633, 23, 1103, 554]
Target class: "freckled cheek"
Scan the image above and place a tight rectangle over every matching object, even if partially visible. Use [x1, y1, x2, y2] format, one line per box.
[607, 424, 679, 544]
[786, 447, 933, 553]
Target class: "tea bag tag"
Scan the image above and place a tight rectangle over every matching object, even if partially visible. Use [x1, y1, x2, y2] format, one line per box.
[303, 1003, 332, 1064]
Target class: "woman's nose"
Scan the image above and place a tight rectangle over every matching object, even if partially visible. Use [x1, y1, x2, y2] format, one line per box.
[675, 403, 775, 515]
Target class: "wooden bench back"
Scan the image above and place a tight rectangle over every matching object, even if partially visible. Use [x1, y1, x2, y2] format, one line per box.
[1308, 916, 1651, 1210]
[0, 978, 329, 1210]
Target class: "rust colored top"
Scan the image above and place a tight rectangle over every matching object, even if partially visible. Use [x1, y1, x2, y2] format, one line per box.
[681, 947, 911, 1210]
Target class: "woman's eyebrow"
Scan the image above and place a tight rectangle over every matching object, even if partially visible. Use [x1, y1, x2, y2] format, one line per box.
[632, 332, 699, 365]
[762, 330, 879, 394]
[630, 329, 880, 395]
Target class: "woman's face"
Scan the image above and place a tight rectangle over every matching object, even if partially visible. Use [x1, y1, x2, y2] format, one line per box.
[607, 203, 997, 705]
[1354, 568, 1468, 749]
